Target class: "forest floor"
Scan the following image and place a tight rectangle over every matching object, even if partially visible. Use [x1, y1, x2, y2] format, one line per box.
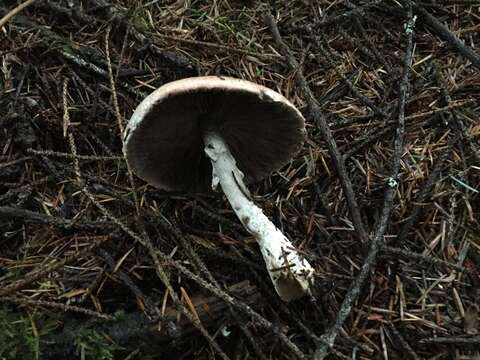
[0, 0, 479, 359]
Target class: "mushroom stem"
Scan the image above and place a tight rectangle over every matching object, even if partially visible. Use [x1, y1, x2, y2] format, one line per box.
[204, 132, 314, 302]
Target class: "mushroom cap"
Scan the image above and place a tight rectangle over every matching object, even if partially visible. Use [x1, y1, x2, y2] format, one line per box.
[123, 76, 305, 192]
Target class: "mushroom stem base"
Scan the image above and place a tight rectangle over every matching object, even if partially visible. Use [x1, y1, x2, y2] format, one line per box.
[204, 132, 314, 302]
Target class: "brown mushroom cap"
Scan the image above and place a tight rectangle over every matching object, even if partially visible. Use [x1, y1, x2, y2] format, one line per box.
[123, 76, 305, 192]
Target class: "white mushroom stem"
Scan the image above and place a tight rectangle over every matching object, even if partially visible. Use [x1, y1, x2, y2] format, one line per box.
[204, 132, 314, 302]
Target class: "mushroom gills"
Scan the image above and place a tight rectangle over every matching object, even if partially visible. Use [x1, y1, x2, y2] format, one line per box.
[203, 131, 314, 302]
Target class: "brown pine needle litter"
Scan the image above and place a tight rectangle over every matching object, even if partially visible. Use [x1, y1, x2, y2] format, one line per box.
[0, 0, 479, 359]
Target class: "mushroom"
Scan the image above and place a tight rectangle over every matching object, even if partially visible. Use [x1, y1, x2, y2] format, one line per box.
[123, 76, 314, 301]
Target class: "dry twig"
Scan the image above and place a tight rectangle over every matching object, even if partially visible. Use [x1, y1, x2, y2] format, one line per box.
[265, 13, 369, 244]
[0, 0, 36, 29]
[314, 4, 416, 358]
[412, 2, 480, 69]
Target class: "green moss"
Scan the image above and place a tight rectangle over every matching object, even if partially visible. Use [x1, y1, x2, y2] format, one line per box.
[74, 329, 123, 360]
[0, 306, 42, 360]
[0, 306, 123, 359]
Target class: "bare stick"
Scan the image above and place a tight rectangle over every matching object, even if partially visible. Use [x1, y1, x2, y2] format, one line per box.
[412, 2, 480, 69]
[419, 336, 480, 345]
[170, 259, 306, 359]
[0, 0, 36, 29]
[265, 14, 369, 244]
[26, 148, 122, 161]
[314, 5, 416, 358]
[0, 296, 113, 320]
[389, 324, 422, 360]
[382, 246, 465, 272]
[0, 205, 112, 229]
[396, 149, 449, 245]
[0, 235, 112, 297]
[41, 281, 260, 357]
[64, 72, 230, 359]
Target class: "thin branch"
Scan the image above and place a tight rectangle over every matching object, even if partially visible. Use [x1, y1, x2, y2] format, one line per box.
[27, 148, 122, 161]
[0, 205, 113, 229]
[396, 147, 449, 245]
[419, 335, 480, 345]
[0, 156, 31, 168]
[0, 235, 113, 297]
[382, 246, 465, 272]
[41, 281, 260, 357]
[265, 13, 369, 244]
[298, 1, 382, 30]
[61, 72, 229, 359]
[313, 38, 387, 117]
[0, 296, 113, 320]
[389, 324, 422, 360]
[314, 5, 416, 358]
[155, 33, 280, 60]
[169, 258, 306, 359]
[412, 2, 480, 69]
[89, 0, 194, 71]
[0, 0, 36, 29]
